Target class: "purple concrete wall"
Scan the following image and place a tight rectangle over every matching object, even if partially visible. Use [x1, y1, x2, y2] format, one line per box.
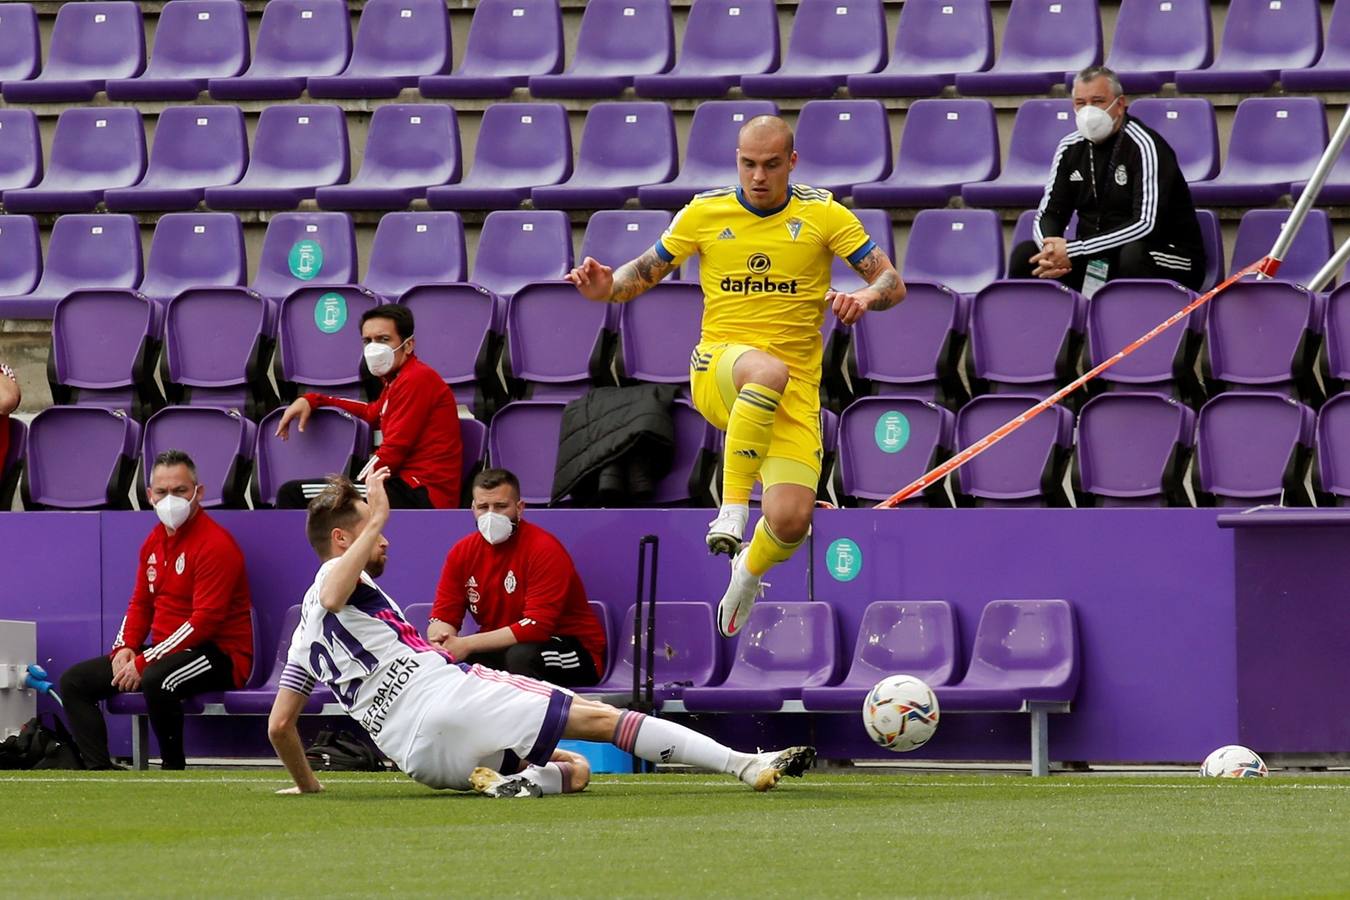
[6, 508, 1248, 763]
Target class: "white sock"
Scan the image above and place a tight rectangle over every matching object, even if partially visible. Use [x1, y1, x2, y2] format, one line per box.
[613, 710, 740, 775]
[517, 762, 573, 795]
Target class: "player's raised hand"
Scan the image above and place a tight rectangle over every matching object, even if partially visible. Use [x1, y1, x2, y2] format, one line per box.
[365, 466, 392, 526]
[565, 257, 614, 301]
[274, 397, 313, 440]
[827, 290, 872, 326]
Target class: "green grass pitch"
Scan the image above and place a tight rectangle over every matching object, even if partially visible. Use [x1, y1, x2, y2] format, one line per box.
[3, 770, 1348, 897]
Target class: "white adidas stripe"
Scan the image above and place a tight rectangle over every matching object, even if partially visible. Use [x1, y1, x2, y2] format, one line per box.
[162, 657, 211, 693]
[145, 623, 194, 661]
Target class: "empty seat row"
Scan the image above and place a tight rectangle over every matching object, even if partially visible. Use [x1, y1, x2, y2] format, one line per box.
[7, 0, 1350, 105]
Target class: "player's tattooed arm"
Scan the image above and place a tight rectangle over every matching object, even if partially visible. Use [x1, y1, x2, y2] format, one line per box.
[609, 249, 676, 302]
[851, 246, 905, 311]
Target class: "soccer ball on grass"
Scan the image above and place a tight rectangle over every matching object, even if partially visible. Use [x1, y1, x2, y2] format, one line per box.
[1200, 745, 1268, 778]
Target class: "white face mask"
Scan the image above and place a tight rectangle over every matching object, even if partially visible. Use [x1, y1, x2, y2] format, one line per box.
[477, 511, 516, 546]
[363, 338, 409, 378]
[1076, 98, 1121, 143]
[155, 492, 193, 531]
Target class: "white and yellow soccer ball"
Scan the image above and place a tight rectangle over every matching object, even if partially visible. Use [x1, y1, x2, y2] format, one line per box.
[1200, 745, 1268, 778]
[862, 674, 939, 752]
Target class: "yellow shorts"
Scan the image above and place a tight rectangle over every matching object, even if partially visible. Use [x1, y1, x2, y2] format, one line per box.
[689, 342, 822, 491]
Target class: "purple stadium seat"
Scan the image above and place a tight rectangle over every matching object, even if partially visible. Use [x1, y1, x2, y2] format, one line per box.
[633, 0, 778, 99]
[788, 101, 890, 200]
[1, 419, 27, 510]
[426, 104, 571, 210]
[954, 394, 1075, 506]
[365, 212, 468, 299]
[205, 105, 349, 210]
[1314, 394, 1350, 504]
[104, 105, 248, 212]
[163, 287, 274, 416]
[1196, 210, 1223, 293]
[1012, 208, 1078, 251]
[532, 103, 677, 209]
[1282, 0, 1350, 90]
[252, 212, 359, 309]
[903, 209, 1004, 297]
[954, 0, 1101, 95]
[0, 108, 41, 194]
[418, 0, 562, 99]
[969, 281, 1086, 397]
[139, 213, 247, 326]
[21, 406, 141, 510]
[105, 0, 249, 101]
[1075, 392, 1195, 507]
[580, 210, 673, 272]
[578, 602, 719, 701]
[849, 281, 966, 407]
[1127, 98, 1220, 184]
[140, 406, 257, 508]
[637, 101, 778, 209]
[1205, 281, 1320, 403]
[471, 211, 573, 298]
[2, 2, 144, 103]
[506, 282, 613, 399]
[530, 0, 673, 98]
[0, 4, 40, 90]
[681, 602, 838, 712]
[617, 282, 701, 385]
[961, 101, 1074, 208]
[400, 283, 501, 415]
[307, 0, 452, 99]
[253, 406, 370, 507]
[0, 214, 142, 321]
[1323, 284, 1350, 395]
[1101, 0, 1212, 92]
[208, 0, 351, 101]
[830, 209, 893, 294]
[851, 100, 999, 208]
[739, 0, 886, 99]
[649, 401, 715, 505]
[1175, 0, 1321, 93]
[1087, 280, 1202, 400]
[459, 418, 488, 486]
[936, 600, 1079, 710]
[834, 396, 956, 506]
[1195, 392, 1315, 506]
[50, 289, 159, 417]
[1228, 209, 1333, 287]
[316, 105, 460, 210]
[847, 0, 993, 97]
[277, 286, 383, 399]
[1188, 98, 1327, 207]
[222, 606, 329, 714]
[3, 108, 145, 213]
[801, 601, 959, 710]
[0, 216, 40, 298]
[487, 400, 566, 504]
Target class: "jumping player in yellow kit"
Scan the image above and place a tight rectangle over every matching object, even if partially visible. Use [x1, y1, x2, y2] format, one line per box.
[567, 116, 905, 638]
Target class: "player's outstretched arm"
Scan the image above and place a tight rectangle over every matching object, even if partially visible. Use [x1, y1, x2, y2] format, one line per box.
[269, 688, 323, 794]
[318, 467, 392, 612]
[829, 246, 906, 326]
[566, 249, 674, 304]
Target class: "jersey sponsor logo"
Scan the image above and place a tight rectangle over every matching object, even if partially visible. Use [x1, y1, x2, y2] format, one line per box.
[175, 552, 186, 575]
[785, 218, 803, 241]
[466, 579, 480, 614]
[1115, 164, 1127, 186]
[146, 564, 158, 584]
[717, 227, 735, 240]
[147, 553, 157, 564]
[720, 274, 800, 295]
[504, 570, 518, 594]
[748, 253, 771, 274]
[360, 656, 421, 736]
[733, 448, 759, 459]
[467, 576, 477, 587]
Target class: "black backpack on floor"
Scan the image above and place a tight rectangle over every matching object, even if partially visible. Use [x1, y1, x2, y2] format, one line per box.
[0, 715, 84, 770]
[304, 728, 388, 772]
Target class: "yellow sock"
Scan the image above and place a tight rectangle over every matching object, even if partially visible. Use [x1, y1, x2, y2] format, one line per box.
[745, 517, 804, 577]
[722, 383, 781, 505]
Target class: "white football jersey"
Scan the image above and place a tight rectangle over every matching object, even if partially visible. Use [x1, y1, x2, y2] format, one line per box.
[280, 558, 453, 749]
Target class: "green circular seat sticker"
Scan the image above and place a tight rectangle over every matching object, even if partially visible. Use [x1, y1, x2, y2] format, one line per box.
[875, 410, 910, 454]
[289, 239, 323, 280]
[826, 538, 862, 582]
[315, 292, 347, 334]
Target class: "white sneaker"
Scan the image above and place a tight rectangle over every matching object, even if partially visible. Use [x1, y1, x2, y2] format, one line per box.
[717, 549, 765, 638]
[706, 504, 749, 557]
[738, 746, 817, 792]
[469, 767, 543, 799]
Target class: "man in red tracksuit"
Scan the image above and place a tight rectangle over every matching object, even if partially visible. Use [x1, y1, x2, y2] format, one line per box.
[60, 450, 254, 770]
[428, 468, 607, 687]
[273, 304, 463, 509]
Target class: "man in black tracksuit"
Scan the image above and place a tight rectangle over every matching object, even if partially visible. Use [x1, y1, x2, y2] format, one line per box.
[1009, 66, 1206, 293]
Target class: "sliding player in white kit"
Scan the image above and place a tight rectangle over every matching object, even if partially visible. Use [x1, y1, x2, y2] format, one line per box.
[267, 468, 816, 798]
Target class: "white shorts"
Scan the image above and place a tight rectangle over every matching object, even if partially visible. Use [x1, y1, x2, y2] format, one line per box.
[396, 663, 575, 791]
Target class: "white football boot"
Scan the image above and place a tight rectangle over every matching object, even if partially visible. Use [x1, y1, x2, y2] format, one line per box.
[469, 767, 543, 799]
[737, 746, 817, 792]
[705, 504, 749, 557]
[717, 548, 766, 638]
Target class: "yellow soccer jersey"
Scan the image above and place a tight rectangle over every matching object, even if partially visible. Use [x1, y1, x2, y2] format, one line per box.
[653, 184, 876, 381]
